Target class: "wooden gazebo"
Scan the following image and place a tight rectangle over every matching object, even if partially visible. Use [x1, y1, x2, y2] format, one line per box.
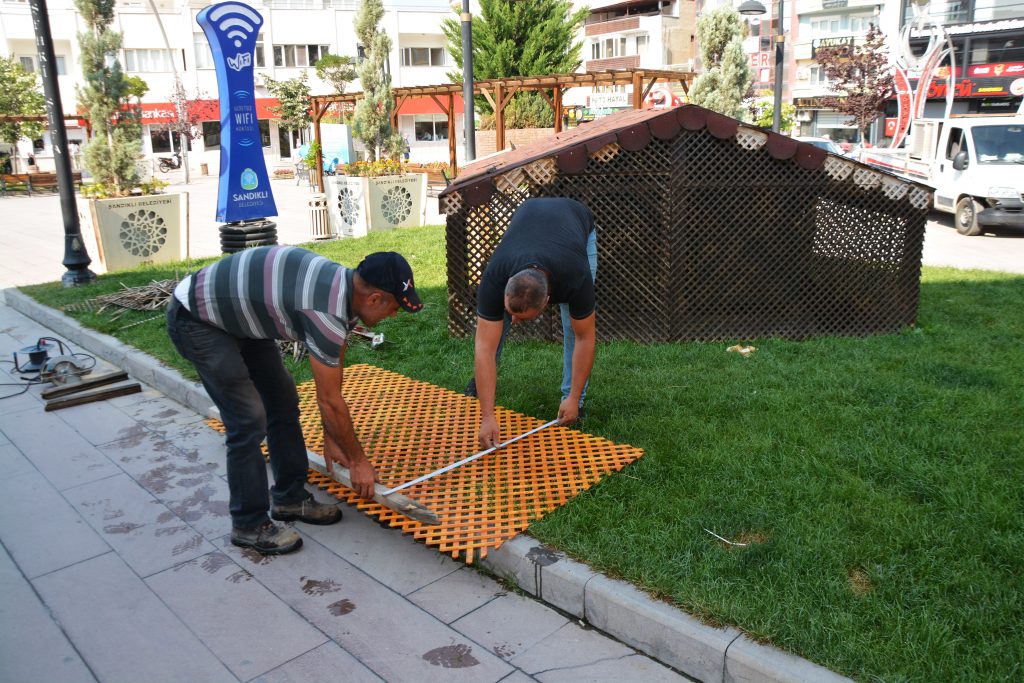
[307, 68, 693, 188]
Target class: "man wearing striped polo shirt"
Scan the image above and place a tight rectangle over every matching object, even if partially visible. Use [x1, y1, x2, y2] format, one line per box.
[167, 246, 422, 555]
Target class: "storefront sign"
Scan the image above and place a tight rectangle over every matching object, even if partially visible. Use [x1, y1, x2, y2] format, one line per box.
[589, 93, 630, 109]
[908, 62, 1024, 100]
[822, 0, 848, 8]
[197, 1, 277, 223]
[811, 36, 854, 58]
[891, 66, 912, 149]
[138, 99, 274, 125]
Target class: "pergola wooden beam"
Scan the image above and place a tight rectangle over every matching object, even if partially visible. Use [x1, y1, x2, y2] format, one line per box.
[308, 68, 694, 176]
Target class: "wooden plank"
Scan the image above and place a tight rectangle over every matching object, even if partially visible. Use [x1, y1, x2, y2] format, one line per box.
[305, 450, 440, 525]
[41, 370, 129, 400]
[44, 383, 141, 411]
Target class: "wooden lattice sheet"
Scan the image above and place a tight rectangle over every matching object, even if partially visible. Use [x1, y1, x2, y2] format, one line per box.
[207, 364, 644, 563]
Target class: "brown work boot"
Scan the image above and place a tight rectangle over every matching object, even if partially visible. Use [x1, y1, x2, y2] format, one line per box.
[271, 498, 343, 525]
[231, 520, 303, 555]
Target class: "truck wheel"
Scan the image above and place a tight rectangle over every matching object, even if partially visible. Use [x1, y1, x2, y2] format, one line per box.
[955, 197, 984, 236]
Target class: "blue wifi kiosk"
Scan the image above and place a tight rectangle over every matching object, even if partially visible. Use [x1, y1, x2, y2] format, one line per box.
[197, 2, 278, 228]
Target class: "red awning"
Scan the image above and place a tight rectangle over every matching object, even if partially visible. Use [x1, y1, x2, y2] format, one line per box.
[396, 94, 464, 116]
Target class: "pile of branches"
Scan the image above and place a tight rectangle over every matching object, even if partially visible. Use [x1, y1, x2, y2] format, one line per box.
[65, 279, 178, 323]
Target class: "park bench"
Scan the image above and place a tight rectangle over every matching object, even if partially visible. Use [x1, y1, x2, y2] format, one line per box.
[1, 171, 82, 197]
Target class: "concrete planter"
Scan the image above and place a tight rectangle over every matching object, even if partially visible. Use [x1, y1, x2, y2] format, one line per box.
[79, 193, 187, 272]
[326, 173, 426, 238]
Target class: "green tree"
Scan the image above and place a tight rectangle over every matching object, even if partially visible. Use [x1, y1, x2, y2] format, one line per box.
[689, 6, 753, 119]
[352, 0, 401, 160]
[814, 24, 893, 144]
[0, 56, 45, 172]
[748, 99, 795, 133]
[315, 54, 358, 96]
[75, 0, 142, 193]
[442, 0, 587, 128]
[263, 72, 312, 136]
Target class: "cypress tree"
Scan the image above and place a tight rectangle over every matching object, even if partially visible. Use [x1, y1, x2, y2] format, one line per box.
[75, 0, 141, 194]
[690, 6, 753, 120]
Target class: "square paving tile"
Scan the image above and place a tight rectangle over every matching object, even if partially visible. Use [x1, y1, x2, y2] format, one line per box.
[0, 544, 95, 683]
[407, 566, 508, 624]
[509, 622, 634, 675]
[147, 550, 328, 680]
[250, 641, 384, 683]
[221, 536, 514, 682]
[0, 470, 109, 579]
[0, 441, 37, 480]
[55, 400, 143, 446]
[451, 592, 569, 661]
[0, 407, 119, 490]
[301, 489, 461, 595]
[533, 654, 687, 682]
[32, 552, 237, 683]
[65, 473, 216, 577]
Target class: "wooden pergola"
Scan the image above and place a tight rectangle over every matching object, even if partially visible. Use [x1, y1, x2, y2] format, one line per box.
[307, 68, 693, 189]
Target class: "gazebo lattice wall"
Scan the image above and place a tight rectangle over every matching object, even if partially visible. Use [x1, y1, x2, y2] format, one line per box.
[442, 106, 930, 343]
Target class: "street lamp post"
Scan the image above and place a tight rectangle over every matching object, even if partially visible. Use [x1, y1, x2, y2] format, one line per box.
[738, 0, 784, 133]
[461, 0, 476, 161]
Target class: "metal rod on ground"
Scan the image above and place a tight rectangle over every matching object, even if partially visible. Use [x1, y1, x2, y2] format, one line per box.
[383, 418, 559, 496]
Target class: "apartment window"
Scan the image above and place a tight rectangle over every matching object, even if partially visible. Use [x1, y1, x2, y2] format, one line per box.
[810, 66, 831, 86]
[255, 34, 266, 67]
[849, 16, 873, 33]
[202, 121, 220, 150]
[414, 115, 448, 141]
[194, 34, 214, 69]
[591, 37, 627, 59]
[635, 35, 649, 56]
[19, 56, 34, 72]
[401, 47, 446, 67]
[124, 49, 174, 73]
[273, 44, 328, 68]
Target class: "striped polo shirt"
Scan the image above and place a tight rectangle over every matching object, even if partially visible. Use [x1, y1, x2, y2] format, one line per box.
[180, 246, 355, 367]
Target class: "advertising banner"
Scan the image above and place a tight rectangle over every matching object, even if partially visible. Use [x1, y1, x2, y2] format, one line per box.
[891, 66, 912, 149]
[197, 2, 277, 223]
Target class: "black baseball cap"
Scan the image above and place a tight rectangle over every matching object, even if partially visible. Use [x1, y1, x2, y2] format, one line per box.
[356, 252, 423, 312]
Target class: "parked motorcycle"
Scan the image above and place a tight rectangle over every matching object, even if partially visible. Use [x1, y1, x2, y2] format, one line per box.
[158, 152, 182, 173]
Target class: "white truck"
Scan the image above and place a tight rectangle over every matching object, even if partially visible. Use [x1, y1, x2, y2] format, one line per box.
[860, 115, 1024, 235]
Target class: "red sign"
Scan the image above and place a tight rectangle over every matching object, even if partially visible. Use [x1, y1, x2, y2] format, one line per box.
[138, 99, 280, 124]
[892, 67, 912, 148]
[749, 52, 771, 69]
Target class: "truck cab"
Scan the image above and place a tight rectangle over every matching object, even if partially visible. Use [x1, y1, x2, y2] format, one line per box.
[863, 116, 1024, 236]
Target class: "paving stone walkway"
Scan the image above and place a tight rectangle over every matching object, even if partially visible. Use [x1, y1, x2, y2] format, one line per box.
[0, 300, 691, 683]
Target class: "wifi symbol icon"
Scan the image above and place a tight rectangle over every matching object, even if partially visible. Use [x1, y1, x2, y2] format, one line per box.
[202, 2, 263, 49]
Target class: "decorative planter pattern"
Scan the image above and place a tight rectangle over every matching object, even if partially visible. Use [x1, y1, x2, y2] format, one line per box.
[326, 173, 426, 238]
[80, 193, 187, 272]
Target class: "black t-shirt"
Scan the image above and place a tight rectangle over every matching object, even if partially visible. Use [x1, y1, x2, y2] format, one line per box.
[477, 198, 596, 322]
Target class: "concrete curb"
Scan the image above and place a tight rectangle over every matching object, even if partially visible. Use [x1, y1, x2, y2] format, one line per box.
[4, 287, 853, 683]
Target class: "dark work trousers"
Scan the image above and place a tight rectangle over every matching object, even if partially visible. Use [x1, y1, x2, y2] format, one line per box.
[166, 297, 311, 530]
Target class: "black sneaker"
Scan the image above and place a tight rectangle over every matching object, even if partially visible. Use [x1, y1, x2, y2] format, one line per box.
[464, 377, 478, 397]
[231, 520, 302, 555]
[271, 498, 343, 525]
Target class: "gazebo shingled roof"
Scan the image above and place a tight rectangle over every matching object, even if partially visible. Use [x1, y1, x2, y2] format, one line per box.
[441, 104, 932, 343]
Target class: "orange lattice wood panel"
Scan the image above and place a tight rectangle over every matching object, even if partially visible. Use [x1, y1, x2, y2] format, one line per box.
[206, 364, 644, 563]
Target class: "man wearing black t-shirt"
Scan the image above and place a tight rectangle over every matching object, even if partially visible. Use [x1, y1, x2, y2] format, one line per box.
[469, 197, 598, 449]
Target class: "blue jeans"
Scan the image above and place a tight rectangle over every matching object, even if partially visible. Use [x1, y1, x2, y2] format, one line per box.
[494, 230, 598, 405]
[166, 298, 311, 530]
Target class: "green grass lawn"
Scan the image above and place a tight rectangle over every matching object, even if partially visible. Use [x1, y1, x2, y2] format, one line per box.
[20, 225, 1024, 682]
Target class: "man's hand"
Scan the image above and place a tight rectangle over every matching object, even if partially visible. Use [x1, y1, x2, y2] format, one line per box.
[323, 438, 349, 474]
[479, 414, 500, 449]
[346, 455, 378, 499]
[557, 397, 580, 425]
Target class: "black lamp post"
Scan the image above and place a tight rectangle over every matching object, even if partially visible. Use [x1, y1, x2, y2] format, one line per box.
[461, 0, 476, 161]
[29, 0, 96, 286]
[738, 0, 784, 133]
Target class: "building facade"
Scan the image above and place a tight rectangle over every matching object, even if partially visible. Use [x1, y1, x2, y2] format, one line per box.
[0, 0, 463, 174]
[572, 0, 697, 117]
